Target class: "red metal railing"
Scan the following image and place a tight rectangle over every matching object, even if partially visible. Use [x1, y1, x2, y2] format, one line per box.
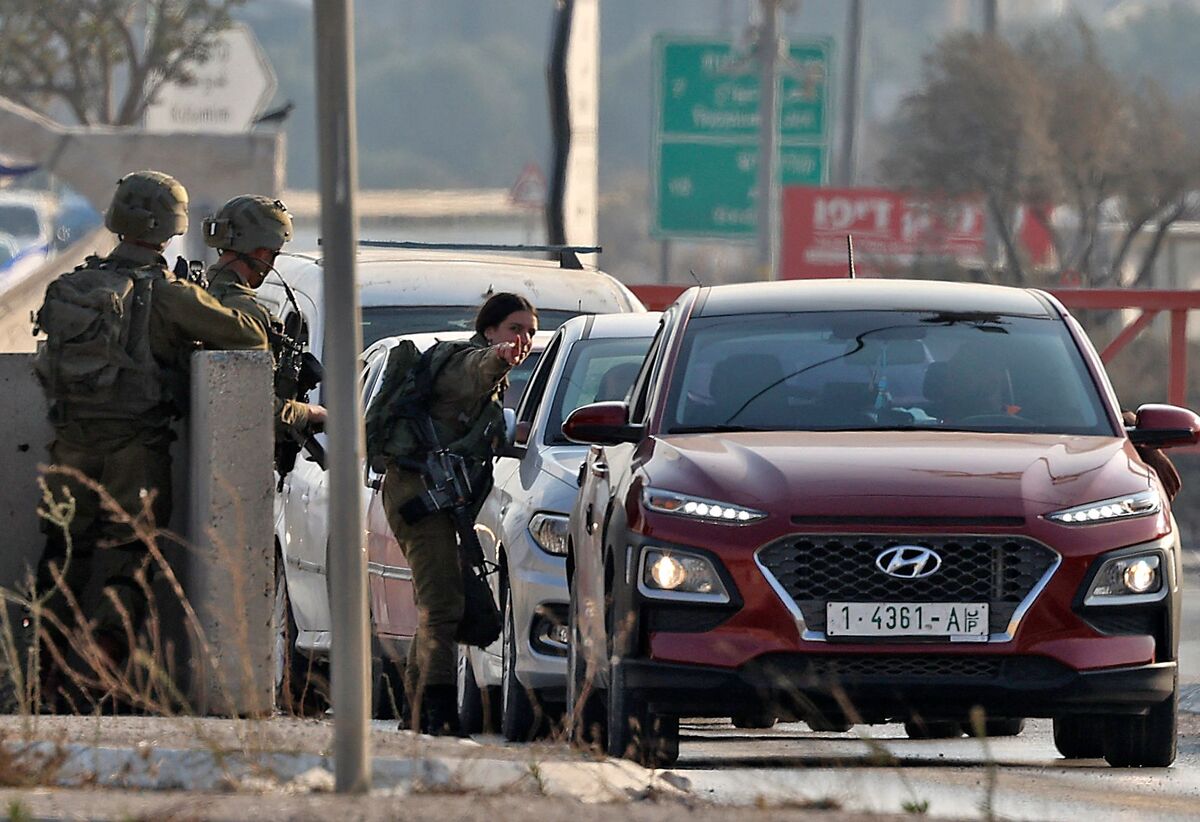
[627, 285, 1200, 407]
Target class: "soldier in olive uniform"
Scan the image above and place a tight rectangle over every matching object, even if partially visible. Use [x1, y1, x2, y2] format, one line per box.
[202, 195, 327, 445]
[381, 292, 536, 735]
[32, 170, 269, 707]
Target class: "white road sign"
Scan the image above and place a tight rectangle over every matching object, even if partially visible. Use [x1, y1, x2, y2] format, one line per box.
[144, 24, 277, 133]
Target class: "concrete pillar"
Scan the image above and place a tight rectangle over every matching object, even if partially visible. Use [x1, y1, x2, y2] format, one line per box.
[186, 350, 275, 717]
[0, 356, 50, 600]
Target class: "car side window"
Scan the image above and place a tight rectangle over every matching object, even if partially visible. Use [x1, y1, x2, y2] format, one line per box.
[514, 332, 563, 443]
[629, 318, 669, 425]
[359, 349, 387, 408]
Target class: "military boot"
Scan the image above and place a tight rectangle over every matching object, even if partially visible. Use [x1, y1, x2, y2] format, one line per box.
[419, 684, 464, 737]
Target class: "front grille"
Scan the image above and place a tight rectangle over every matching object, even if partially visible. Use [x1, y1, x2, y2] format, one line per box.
[751, 654, 1070, 685]
[758, 534, 1058, 636]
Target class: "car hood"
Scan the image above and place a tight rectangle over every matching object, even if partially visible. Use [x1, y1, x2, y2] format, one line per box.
[642, 431, 1152, 517]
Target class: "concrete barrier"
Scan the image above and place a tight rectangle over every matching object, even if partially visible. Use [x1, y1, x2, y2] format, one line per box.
[0, 351, 274, 717]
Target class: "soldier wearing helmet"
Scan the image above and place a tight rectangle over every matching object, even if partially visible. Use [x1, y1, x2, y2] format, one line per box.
[203, 195, 327, 460]
[31, 171, 268, 710]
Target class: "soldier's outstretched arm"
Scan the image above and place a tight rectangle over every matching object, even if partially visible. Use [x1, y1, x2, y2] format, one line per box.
[157, 279, 269, 350]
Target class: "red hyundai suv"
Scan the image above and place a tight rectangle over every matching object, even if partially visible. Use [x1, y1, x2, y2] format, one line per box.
[563, 279, 1198, 768]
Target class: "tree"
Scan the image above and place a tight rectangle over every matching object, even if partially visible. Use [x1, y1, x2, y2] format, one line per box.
[0, 0, 245, 126]
[882, 32, 1054, 284]
[882, 21, 1200, 287]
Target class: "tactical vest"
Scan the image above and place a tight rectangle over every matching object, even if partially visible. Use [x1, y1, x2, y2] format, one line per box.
[365, 339, 506, 473]
[33, 256, 166, 424]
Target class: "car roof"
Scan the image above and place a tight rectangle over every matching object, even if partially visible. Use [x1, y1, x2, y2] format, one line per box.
[556, 310, 662, 340]
[694, 279, 1054, 318]
[277, 247, 644, 314]
[362, 329, 550, 359]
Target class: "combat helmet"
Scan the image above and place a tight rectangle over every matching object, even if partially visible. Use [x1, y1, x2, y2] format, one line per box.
[202, 195, 293, 254]
[104, 170, 189, 245]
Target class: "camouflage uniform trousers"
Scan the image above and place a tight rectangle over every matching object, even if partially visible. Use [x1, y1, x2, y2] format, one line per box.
[382, 467, 464, 699]
[36, 428, 174, 665]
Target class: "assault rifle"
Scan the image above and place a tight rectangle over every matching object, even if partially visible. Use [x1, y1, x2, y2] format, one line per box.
[397, 415, 502, 648]
[273, 309, 325, 489]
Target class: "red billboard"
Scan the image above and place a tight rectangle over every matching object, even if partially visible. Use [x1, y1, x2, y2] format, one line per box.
[781, 187, 1053, 279]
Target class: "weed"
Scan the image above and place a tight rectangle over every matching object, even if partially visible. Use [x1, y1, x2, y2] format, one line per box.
[902, 798, 930, 814]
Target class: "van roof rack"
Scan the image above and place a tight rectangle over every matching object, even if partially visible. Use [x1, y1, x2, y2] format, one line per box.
[356, 240, 602, 270]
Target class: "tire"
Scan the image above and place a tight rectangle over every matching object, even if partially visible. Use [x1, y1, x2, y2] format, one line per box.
[566, 581, 607, 750]
[500, 582, 539, 741]
[372, 655, 403, 720]
[1053, 715, 1105, 759]
[904, 719, 963, 740]
[962, 718, 1025, 738]
[458, 645, 499, 735]
[806, 714, 853, 733]
[732, 710, 777, 729]
[606, 659, 680, 768]
[273, 555, 328, 715]
[1103, 681, 1178, 768]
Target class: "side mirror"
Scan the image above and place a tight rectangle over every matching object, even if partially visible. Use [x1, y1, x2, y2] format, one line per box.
[1127, 403, 1200, 449]
[498, 407, 527, 459]
[562, 401, 642, 445]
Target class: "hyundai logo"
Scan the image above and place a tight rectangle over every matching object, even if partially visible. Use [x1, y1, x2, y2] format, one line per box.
[876, 545, 942, 579]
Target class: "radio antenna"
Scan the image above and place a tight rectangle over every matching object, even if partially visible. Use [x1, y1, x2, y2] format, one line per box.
[847, 234, 857, 279]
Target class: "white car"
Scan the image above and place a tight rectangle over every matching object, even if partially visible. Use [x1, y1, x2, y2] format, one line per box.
[270, 243, 644, 713]
[459, 312, 660, 738]
[0, 190, 57, 291]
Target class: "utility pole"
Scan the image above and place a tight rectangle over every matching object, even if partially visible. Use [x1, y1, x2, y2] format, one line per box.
[313, 0, 370, 794]
[838, 0, 863, 187]
[755, 0, 782, 281]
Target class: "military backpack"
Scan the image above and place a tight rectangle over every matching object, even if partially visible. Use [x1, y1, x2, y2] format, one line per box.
[33, 256, 164, 422]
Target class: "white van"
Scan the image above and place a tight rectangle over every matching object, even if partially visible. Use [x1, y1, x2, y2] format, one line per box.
[255, 242, 644, 361]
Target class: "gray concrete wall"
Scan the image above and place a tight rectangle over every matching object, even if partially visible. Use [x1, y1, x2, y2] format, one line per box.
[0, 352, 275, 718]
[186, 351, 275, 717]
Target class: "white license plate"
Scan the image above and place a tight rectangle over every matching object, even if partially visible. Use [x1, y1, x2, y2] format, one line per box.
[826, 602, 989, 639]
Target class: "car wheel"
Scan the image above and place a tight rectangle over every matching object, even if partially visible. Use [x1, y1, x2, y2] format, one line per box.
[962, 718, 1025, 738]
[371, 654, 403, 720]
[1102, 679, 1178, 768]
[732, 710, 777, 729]
[500, 582, 540, 741]
[606, 658, 679, 767]
[566, 581, 606, 750]
[904, 719, 962, 740]
[1052, 715, 1105, 759]
[458, 645, 499, 735]
[273, 554, 328, 715]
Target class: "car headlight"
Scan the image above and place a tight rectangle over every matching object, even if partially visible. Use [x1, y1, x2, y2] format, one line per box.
[642, 487, 766, 524]
[638, 546, 730, 603]
[529, 512, 569, 556]
[1085, 551, 1165, 605]
[1046, 490, 1161, 525]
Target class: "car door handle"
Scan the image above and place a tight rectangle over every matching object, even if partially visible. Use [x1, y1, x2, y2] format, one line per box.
[592, 462, 609, 478]
[585, 503, 596, 534]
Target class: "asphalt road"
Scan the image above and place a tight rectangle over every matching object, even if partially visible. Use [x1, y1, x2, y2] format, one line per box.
[659, 564, 1200, 819]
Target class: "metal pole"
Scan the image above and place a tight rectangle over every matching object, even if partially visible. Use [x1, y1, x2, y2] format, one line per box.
[660, 239, 671, 284]
[838, 0, 863, 187]
[756, 0, 781, 281]
[313, 0, 370, 794]
[982, 0, 997, 36]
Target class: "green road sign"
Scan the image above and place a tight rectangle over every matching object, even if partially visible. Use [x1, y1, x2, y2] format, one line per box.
[655, 141, 826, 238]
[658, 37, 831, 141]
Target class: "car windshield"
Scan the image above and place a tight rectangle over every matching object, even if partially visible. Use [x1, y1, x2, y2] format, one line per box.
[663, 310, 1113, 436]
[0, 205, 41, 238]
[361, 306, 579, 346]
[546, 337, 652, 444]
